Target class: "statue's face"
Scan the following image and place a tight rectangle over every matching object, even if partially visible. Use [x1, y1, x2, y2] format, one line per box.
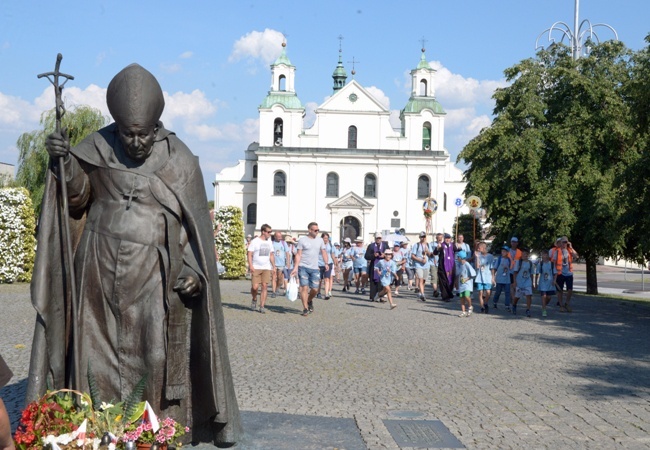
[118, 124, 156, 161]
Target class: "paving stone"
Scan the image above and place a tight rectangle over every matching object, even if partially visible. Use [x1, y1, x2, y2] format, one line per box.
[1, 281, 649, 449]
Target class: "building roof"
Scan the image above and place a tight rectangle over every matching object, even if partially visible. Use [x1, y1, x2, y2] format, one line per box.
[401, 97, 446, 115]
[259, 91, 303, 110]
[271, 45, 294, 68]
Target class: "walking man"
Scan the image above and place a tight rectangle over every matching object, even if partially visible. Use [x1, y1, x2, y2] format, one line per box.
[552, 236, 579, 312]
[291, 223, 329, 316]
[247, 224, 275, 313]
[365, 232, 389, 302]
[271, 231, 290, 298]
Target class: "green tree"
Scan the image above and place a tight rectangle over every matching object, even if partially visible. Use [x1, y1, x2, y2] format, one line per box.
[620, 35, 650, 265]
[16, 105, 107, 215]
[459, 41, 635, 294]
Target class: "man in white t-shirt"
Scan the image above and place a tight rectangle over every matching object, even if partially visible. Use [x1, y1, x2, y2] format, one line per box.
[290, 222, 328, 317]
[247, 224, 275, 313]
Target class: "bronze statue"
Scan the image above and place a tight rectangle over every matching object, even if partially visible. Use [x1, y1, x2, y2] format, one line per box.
[27, 63, 242, 446]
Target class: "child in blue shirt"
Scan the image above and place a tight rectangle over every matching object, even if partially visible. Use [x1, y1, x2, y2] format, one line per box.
[373, 249, 398, 309]
[491, 246, 512, 311]
[512, 248, 534, 316]
[456, 251, 476, 317]
[537, 251, 556, 317]
[474, 242, 494, 314]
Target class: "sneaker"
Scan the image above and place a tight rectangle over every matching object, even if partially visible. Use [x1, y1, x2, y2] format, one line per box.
[250, 300, 257, 311]
[485, 304, 489, 314]
[505, 306, 511, 312]
[259, 306, 266, 314]
[354, 288, 360, 294]
[458, 311, 468, 318]
[301, 309, 310, 316]
[342, 286, 347, 292]
[542, 309, 547, 317]
[327, 291, 332, 298]
[493, 302, 498, 309]
[565, 304, 572, 313]
[433, 290, 440, 298]
[316, 293, 322, 299]
[308, 300, 314, 312]
[270, 292, 276, 299]
[418, 294, 426, 302]
[480, 307, 485, 313]
[526, 309, 531, 317]
[372, 292, 380, 302]
[512, 305, 517, 315]
[361, 288, 366, 295]
[468, 306, 473, 316]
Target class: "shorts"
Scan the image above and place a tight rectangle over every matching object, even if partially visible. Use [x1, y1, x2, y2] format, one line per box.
[540, 290, 556, 296]
[415, 267, 427, 279]
[381, 281, 392, 289]
[342, 261, 353, 270]
[429, 266, 438, 284]
[298, 266, 320, 289]
[515, 286, 533, 297]
[353, 266, 367, 274]
[476, 283, 492, 291]
[556, 274, 573, 291]
[319, 263, 333, 279]
[459, 290, 472, 298]
[283, 268, 292, 279]
[405, 267, 415, 280]
[252, 269, 271, 285]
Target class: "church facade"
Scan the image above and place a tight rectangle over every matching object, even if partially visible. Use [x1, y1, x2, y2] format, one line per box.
[214, 44, 468, 242]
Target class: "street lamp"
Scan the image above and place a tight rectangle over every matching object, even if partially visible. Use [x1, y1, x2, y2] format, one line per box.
[535, 0, 618, 60]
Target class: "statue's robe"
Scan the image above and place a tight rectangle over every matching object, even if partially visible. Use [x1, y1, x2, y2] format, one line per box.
[26, 123, 242, 446]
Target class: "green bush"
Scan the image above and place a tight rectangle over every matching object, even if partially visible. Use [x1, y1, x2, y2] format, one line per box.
[214, 206, 246, 279]
[0, 187, 36, 283]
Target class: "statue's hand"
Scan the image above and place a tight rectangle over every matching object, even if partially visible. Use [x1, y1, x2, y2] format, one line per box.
[45, 128, 70, 159]
[174, 275, 201, 297]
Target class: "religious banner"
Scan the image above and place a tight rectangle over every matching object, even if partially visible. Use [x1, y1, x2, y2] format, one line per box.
[422, 196, 438, 235]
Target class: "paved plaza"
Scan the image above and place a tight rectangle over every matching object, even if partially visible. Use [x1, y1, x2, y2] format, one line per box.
[1, 276, 649, 449]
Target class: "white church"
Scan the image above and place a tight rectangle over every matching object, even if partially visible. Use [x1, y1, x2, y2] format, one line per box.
[214, 43, 468, 242]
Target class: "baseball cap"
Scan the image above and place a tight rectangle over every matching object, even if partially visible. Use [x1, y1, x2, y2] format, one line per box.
[375, 232, 382, 238]
[334, 242, 340, 246]
[393, 243, 400, 247]
[419, 231, 427, 238]
[344, 237, 352, 244]
[502, 245, 510, 251]
[355, 237, 363, 242]
[457, 251, 467, 259]
[511, 237, 519, 242]
[384, 249, 393, 254]
[444, 233, 452, 238]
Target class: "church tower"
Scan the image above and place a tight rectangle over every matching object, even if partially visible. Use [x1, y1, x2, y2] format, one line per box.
[259, 42, 304, 147]
[400, 48, 446, 151]
[332, 47, 347, 93]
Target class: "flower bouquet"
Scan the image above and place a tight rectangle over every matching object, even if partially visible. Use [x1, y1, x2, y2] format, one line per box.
[122, 416, 188, 449]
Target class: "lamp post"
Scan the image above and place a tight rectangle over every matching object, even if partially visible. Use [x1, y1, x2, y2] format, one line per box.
[535, 0, 618, 60]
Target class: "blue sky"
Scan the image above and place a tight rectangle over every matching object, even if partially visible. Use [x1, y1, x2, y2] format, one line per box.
[1, 0, 648, 198]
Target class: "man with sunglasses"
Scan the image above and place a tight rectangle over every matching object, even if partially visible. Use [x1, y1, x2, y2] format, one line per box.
[247, 224, 276, 313]
[291, 222, 329, 316]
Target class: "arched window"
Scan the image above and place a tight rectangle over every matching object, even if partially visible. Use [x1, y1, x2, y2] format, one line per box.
[246, 203, 257, 225]
[252, 164, 258, 179]
[417, 175, 430, 199]
[273, 118, 283, 146]
[422, 122, 431, 150]
[279, 75, 286, 91]
[348, 125, 357, 149]
[326, 172, 339, 197]
[274, 171, 286, 196]
[364, 173, 376, 198]
[420, 79, 428, 96]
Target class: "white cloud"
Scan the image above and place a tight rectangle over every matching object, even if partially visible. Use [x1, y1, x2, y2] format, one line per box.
[428, 61, 506, 109]
[228, 29, 285, 65]
[160, 63, 182, 74]
[179, 51, 193, 59]
[161, 89, 218, 129]
[365, 86, 390, 110]
[303, 101, 318, 129]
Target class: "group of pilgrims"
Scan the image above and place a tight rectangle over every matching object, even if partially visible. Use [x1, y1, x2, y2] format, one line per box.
[254, 229, 578, 318]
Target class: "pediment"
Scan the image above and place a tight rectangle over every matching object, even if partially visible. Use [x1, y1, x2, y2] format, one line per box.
[318, 80, 388, 113]
[327, 191, 374, 210]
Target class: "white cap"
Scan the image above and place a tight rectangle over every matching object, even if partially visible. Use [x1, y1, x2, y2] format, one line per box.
[375, 232, 382, 238]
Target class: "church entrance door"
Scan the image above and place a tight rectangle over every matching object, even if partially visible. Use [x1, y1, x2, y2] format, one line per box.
[340, 216, 360, 243]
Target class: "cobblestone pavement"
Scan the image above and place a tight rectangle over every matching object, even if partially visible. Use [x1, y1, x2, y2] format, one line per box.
[1, 280, 649, 449]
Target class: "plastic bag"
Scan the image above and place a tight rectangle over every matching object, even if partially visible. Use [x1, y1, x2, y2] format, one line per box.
[217, 261, 226, 275]
[286, 276, 299, 302]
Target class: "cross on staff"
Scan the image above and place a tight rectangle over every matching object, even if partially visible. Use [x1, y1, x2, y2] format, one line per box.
[38, 53, 81, 391]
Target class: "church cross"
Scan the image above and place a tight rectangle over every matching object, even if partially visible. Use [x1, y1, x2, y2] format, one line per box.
[123, 176, 138, 210]
[420, 36, 428, 51]
[347, 56, 360, 76]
